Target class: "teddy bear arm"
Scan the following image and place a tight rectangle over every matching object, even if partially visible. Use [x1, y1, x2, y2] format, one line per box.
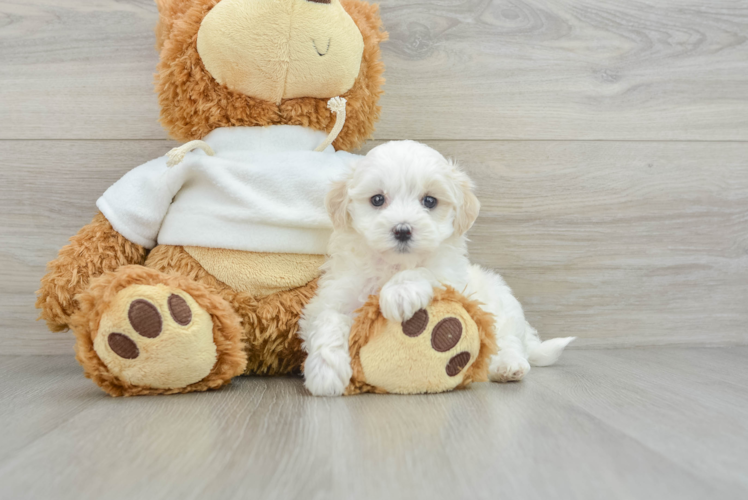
[36, 211, 147, 331]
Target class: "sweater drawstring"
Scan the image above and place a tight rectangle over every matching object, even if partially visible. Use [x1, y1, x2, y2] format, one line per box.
[166, 97, 345, 164]
[314, 97, 347, 152]
[166, 140, 215, 168]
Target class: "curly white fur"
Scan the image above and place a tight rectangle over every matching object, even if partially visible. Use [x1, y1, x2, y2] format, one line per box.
[299, 141, 575, 396]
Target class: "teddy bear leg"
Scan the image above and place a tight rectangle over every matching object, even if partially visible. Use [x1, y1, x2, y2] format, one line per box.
[346, 287, 497, 395]
[72, 265, 246, 396]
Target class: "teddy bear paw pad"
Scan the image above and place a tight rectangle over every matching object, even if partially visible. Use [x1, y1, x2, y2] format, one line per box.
[93, 284, 217, 389]
[359, 302, 482, 394]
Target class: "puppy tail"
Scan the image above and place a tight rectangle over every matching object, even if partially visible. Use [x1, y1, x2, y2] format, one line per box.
[528, 337, 576, 367]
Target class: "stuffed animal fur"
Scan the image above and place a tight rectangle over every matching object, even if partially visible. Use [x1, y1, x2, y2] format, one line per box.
[36, 0, 495, 397]
[346, 287, 497, 395]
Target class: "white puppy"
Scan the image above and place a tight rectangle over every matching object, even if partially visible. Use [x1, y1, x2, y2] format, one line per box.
[299, 141, 574, 396]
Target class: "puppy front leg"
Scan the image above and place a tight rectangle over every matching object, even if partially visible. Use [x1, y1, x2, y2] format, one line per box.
[299, 284, 355, 397]
[379, 268, 439, 322]
[303, 311, 353, 397]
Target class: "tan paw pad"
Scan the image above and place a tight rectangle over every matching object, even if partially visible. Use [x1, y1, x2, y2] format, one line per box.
[358, 301, 483, 394]
[93, 285, 217, 390]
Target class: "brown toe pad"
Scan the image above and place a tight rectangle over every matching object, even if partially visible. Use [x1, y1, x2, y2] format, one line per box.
[346, 286, 497, 395]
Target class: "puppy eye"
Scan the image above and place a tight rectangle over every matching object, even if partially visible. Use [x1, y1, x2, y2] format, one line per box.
[370, 194, 385, 207]
[422, 196, 438, 209]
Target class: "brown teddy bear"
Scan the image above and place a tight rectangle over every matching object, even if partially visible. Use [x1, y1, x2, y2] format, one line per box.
[36, 0, 496, 397]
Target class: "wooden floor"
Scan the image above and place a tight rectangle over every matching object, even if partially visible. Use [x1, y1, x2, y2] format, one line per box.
[0, 347, 745, 500]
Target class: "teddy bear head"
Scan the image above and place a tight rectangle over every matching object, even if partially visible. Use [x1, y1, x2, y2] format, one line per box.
[155, 0, 387, 151]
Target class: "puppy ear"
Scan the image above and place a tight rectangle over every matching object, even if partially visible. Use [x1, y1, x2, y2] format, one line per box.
[452, 165, 481, 236]
[326, 177, 351, 230]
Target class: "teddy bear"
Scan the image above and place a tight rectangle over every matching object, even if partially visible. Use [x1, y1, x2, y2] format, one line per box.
[36, 0, 496, 397]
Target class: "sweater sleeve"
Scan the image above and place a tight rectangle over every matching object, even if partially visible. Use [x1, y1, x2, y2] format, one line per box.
[96, 156, 175, 249]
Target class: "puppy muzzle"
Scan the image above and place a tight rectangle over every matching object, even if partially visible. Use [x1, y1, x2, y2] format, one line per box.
[392, 223, 413, 253]
[393, 223, 412, 242]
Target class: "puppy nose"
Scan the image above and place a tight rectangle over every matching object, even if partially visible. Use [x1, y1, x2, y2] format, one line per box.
[393, 224, 412, 242]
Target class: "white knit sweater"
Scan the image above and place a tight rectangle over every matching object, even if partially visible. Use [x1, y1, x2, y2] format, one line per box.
[97, 125, 360, 254]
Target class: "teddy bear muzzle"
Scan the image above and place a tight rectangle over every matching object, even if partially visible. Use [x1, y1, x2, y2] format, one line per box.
[196, 0, 365, 103]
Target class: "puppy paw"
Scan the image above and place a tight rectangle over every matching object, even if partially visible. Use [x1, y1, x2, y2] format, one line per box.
[304, 347, 353, 397]
[380, 278, 435, 322]
[489, 351, 531, 383]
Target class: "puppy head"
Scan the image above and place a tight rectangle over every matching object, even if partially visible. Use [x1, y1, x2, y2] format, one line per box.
[327, 141, 480, 258]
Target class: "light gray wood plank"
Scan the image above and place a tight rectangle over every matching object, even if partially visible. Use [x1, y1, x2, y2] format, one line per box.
[433, 140, 748, 347]
[0, 355, 99, 463]
[379, 0, 748, 141]
[0, 0, 162, 140]
[0, 140, 177, 354]
[532, 348, 748, 490]
[2, 139, 747, 354]
[1, 0, 747, 141]
[0, 349, 745, 500]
